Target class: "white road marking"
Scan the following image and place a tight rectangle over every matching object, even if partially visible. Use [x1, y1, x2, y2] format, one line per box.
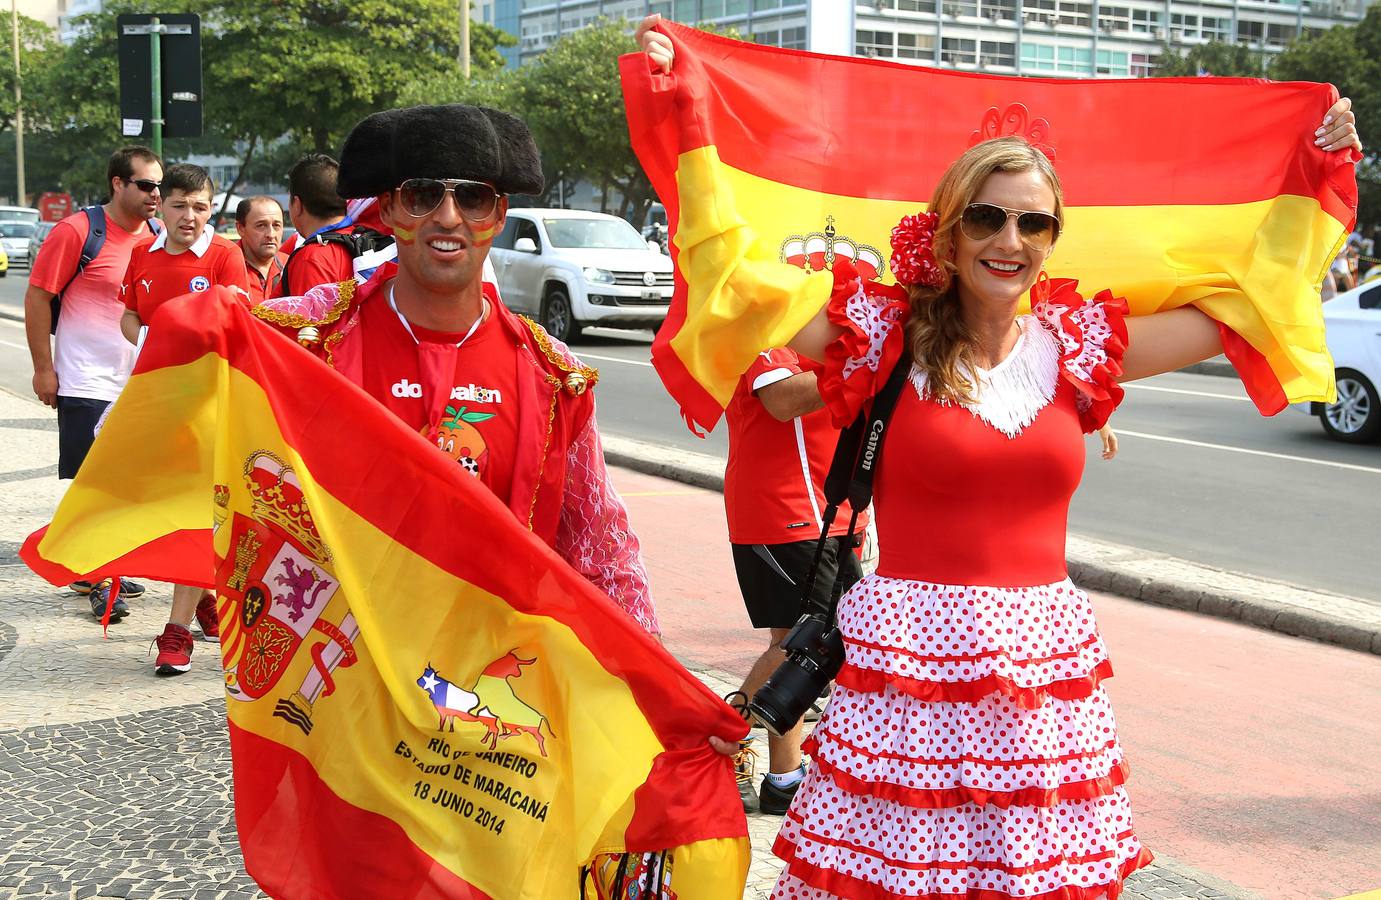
[0, 338, 27, 350]
[578, 352, 653, 368]
[1118, 429, 1381, 475]
[1124, 383, 1252, 403]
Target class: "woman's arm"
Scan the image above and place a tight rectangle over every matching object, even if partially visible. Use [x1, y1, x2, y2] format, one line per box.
[1120, 306, 1220, 382]
[786, 302, 843, 364]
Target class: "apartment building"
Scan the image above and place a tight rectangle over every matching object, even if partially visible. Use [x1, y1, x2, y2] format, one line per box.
[477, 0, 1374, 77]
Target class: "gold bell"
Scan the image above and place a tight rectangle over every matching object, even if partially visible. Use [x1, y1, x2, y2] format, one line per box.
[296, 325, 320, 346]
[564, 372, 589, 395]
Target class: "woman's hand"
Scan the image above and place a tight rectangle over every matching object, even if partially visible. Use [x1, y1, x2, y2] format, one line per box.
[1098, 424, 1119, 461]
[634, 14, 675, 73]
[1316, 96, 1361, 153]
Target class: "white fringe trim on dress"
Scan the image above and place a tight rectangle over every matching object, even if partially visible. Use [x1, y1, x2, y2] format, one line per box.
[908, 316, 1061, 439]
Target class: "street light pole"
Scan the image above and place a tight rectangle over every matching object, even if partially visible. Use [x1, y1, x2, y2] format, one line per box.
[11, 0, 25, 205]
[149, 16, 164, 158]
[458, 0, 470, 78]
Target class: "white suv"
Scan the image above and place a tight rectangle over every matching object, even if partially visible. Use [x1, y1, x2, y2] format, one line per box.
[489, 208, 673, 342]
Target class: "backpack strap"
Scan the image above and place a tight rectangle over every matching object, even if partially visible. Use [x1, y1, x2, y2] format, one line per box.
[49, 206, 107, 335]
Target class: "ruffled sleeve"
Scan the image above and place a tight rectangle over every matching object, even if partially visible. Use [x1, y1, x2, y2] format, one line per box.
[1030, 277, 1129, 434]
[817, 260, 911, 427]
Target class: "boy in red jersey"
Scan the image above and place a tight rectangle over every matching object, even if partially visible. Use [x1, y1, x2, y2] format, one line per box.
[118, 162, 250, 676]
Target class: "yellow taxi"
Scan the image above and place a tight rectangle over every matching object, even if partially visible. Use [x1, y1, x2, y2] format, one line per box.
[0, 245, 9, 277]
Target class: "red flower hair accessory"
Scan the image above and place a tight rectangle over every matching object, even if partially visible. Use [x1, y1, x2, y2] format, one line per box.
[890, 212, 945, 289]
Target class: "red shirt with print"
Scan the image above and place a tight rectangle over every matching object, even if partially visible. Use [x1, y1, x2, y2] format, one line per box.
[724, 348, 868, 545]
[358, 285, 518, 501]
[122, 228, 250, 323]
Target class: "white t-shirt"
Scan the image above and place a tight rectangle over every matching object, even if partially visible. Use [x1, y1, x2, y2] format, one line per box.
[28, 209, 151, 402]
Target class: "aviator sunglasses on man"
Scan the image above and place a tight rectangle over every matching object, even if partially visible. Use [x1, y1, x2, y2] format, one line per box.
[959, 202, 1061, 251]
[396, 178, 504, 222]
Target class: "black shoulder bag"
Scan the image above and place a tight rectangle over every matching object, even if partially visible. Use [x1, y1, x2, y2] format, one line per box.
[746, 351, 912, 735]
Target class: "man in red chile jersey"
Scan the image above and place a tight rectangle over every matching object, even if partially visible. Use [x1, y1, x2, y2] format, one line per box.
[724, 349, 868, 814]
[252, 104, 658, 637]
[118, 162, 250, 676]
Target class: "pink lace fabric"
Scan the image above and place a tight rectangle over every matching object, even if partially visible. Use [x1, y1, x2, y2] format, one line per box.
[555, 410, 660, 636]
[253, 282, 344, 321]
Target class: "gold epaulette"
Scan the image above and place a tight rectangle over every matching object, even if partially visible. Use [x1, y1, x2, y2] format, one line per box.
[251, 281, 359, 346]
[520, 316, 600, 396]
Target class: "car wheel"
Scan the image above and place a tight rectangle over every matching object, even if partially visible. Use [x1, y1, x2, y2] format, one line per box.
[541, 289, 581, 343]
[1319, 368, 1381, 443]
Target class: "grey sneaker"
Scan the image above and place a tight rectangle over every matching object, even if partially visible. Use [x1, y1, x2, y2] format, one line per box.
[88, 581, 129, 621]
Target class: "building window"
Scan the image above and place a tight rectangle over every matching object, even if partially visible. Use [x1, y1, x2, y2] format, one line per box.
[754, 26, 806, 48]
[942, 0, 980, 17]
[980, 39, 1016, 66]
[1097, 5, 1130, 32]
[1056, 44, 1091, 73]
[1057, 0, 1091, 28]
[897, 31, 937, 58]
[1130, 52, 1153, 77]
[1129, 7, 1163, 34]
[856, 29, 895, 57]
[1237, 19, 1265, 43]
[979, 0, 1018, 20]
[874, 0, 931, 10]
[941, 36, 978, 65]
[1265, 21, 1298, 46]
[1020, 42, 1057, 70]
[1095, 48, 1129, 75]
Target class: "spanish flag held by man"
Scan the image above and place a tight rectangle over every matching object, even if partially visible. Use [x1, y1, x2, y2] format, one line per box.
[620, 20, 1358, 434]
[20, 290, 751, 897]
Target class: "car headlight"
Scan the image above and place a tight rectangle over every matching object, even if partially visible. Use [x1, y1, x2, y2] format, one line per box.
[582, 267, 615, 285]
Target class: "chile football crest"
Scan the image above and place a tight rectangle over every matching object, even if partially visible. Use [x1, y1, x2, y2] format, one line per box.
[214, 451, 359, 734]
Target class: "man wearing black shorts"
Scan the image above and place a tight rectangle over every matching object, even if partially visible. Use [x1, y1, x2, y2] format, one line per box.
[724, 348, 866, 814]
[24, 147, 164, 618]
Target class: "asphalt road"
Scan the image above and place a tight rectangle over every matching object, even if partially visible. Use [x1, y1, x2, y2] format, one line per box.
[1, 272, 1377, 603]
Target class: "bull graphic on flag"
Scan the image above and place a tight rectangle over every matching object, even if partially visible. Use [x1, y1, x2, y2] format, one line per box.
[416, 652, 555, 757]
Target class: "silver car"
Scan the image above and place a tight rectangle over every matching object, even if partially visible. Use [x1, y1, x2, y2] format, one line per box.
[0, 221, 37, 268]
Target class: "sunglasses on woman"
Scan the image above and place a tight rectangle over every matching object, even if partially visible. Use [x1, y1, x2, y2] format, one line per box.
[396, 178, 503, 221]
[125, 178, 160, 193]
[959, 202, 1061, 250]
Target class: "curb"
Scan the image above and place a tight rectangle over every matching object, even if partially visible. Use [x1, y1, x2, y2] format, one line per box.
[0, 307, 22, 324]
[602, 433, 1381, 658]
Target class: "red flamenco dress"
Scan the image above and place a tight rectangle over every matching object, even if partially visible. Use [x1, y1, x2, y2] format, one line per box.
[772, 268, 1153, 900]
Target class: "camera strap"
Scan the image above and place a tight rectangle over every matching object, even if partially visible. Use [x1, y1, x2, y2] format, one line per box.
[798, 351, 913, 618]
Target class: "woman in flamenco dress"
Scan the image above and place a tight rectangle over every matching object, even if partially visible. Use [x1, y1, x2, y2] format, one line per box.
[639, 21, 1361, 900]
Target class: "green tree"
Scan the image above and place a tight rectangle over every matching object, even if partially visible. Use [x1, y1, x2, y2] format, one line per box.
[510, 19, 654, 220]
[1153, 41, 1268, 77]
[1271, 5, 1381, 229]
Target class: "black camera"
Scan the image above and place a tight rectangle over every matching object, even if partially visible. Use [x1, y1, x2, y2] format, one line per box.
[748, 613, 844, 736]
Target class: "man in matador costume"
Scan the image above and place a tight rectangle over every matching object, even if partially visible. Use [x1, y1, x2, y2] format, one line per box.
[253, 104, 658, 635]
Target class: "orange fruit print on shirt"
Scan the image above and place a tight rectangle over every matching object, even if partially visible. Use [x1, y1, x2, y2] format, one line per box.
[431, 405, 496, 476]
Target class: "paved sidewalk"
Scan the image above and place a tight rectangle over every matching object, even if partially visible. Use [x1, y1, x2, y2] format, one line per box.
[0, 388, 1272, 899]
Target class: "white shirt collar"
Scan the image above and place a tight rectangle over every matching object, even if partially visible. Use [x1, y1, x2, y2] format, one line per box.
[149, 223, 215, 257]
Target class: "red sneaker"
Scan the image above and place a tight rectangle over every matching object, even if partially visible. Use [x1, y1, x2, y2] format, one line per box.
[194, 593, 220, 643]
[153, 623, 194, 676]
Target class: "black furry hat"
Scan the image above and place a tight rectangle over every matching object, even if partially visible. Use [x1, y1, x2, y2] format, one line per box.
[336, 104, 544, 198]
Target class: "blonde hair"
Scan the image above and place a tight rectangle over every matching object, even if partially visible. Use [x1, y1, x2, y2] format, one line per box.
[902, 137, 1063, 405]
